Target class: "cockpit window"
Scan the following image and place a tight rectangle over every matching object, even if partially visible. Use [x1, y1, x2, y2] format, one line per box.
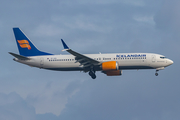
[160, 56, 167, 59]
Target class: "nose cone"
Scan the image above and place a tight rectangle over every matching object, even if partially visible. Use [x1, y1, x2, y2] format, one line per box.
[168, 59, 173, 66]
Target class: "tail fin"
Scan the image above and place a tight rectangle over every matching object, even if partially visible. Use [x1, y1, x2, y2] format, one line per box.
[13, 28, 53, 56]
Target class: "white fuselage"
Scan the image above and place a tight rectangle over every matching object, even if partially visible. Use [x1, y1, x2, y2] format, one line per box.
[15, 53, 173, 71]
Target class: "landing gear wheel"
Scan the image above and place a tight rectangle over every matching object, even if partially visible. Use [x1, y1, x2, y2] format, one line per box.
[89, 71, 96, 79]
[91, 74, 96, 79]
[155, 73, 158, 76]
[89, 71, 93, 76]
[155, 70, 159, 76]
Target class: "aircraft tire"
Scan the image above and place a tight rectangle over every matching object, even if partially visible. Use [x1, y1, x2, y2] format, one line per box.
[89, 71, 96, 79]
[155, 73, 158, 76]
[91, 74, 96, 79]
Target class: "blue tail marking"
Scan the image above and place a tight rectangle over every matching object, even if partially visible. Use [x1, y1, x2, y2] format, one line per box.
[13, 28, 53, 56]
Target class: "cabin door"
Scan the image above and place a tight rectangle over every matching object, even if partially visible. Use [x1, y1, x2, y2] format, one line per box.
[40, 57, 44, 68]
[151, 55, 156, 63]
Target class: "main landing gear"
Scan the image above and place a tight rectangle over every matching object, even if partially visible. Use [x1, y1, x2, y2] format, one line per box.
[155, 70, 159, 76]
[89, 70, 96, 79]
[89, 68, 96, 79]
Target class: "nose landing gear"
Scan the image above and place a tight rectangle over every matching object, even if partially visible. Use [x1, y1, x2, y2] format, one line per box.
[155, 70, 159, 76]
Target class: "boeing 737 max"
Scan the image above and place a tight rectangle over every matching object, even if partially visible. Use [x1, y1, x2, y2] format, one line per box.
[9, 28, 173, 79]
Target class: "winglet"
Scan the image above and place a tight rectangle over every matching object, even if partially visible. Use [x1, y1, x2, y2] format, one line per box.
[61, 39, 69, 51]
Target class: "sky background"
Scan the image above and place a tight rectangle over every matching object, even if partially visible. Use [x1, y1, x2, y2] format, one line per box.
[0, 0, 180, 120]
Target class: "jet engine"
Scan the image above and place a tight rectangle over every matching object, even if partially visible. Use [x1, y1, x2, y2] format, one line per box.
[102, 61, 122, 76]
[104, 70, 122, 76]
[102, 61, 119, 71]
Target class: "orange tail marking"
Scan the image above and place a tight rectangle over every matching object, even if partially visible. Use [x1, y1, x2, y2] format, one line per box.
[17, 40, 31, 50]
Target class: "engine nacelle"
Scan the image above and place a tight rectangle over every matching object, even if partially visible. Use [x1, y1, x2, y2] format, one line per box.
[102, 61, 119, 71]
[105, 70, 122, 76]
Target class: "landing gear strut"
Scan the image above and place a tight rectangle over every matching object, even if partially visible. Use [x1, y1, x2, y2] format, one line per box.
[155, 70, 159, 76]
[89, 67, 96, 79]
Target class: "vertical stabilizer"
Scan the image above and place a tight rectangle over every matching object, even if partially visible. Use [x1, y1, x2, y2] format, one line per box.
[13, 28, 53, 56]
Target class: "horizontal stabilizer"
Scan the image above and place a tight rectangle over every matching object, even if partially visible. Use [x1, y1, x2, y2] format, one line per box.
[9, 52, 31, 60]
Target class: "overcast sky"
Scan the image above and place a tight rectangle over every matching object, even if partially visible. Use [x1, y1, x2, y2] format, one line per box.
[0, 0, 180, 120]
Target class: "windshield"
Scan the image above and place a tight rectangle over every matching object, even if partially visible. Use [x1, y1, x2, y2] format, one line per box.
[160, 56, 167, 59]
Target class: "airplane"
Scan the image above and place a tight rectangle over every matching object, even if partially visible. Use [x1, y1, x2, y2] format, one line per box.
[9, 28, 173, 79]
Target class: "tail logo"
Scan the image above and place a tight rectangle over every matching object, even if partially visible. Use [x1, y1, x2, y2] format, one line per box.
[17, 40, 31, 50]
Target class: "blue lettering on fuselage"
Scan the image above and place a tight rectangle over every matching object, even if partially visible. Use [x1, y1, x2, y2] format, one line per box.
[116, 54, 146, 58]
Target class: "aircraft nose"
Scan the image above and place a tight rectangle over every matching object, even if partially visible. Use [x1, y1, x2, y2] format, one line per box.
[168, 59, 173, 65]
[170, 60, 173, 65]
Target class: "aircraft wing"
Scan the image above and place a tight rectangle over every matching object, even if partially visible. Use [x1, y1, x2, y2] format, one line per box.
[61, 39, 101, 68]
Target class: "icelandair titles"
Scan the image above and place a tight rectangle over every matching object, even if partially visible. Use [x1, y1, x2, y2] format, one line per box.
[116, 54, 146, 58]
